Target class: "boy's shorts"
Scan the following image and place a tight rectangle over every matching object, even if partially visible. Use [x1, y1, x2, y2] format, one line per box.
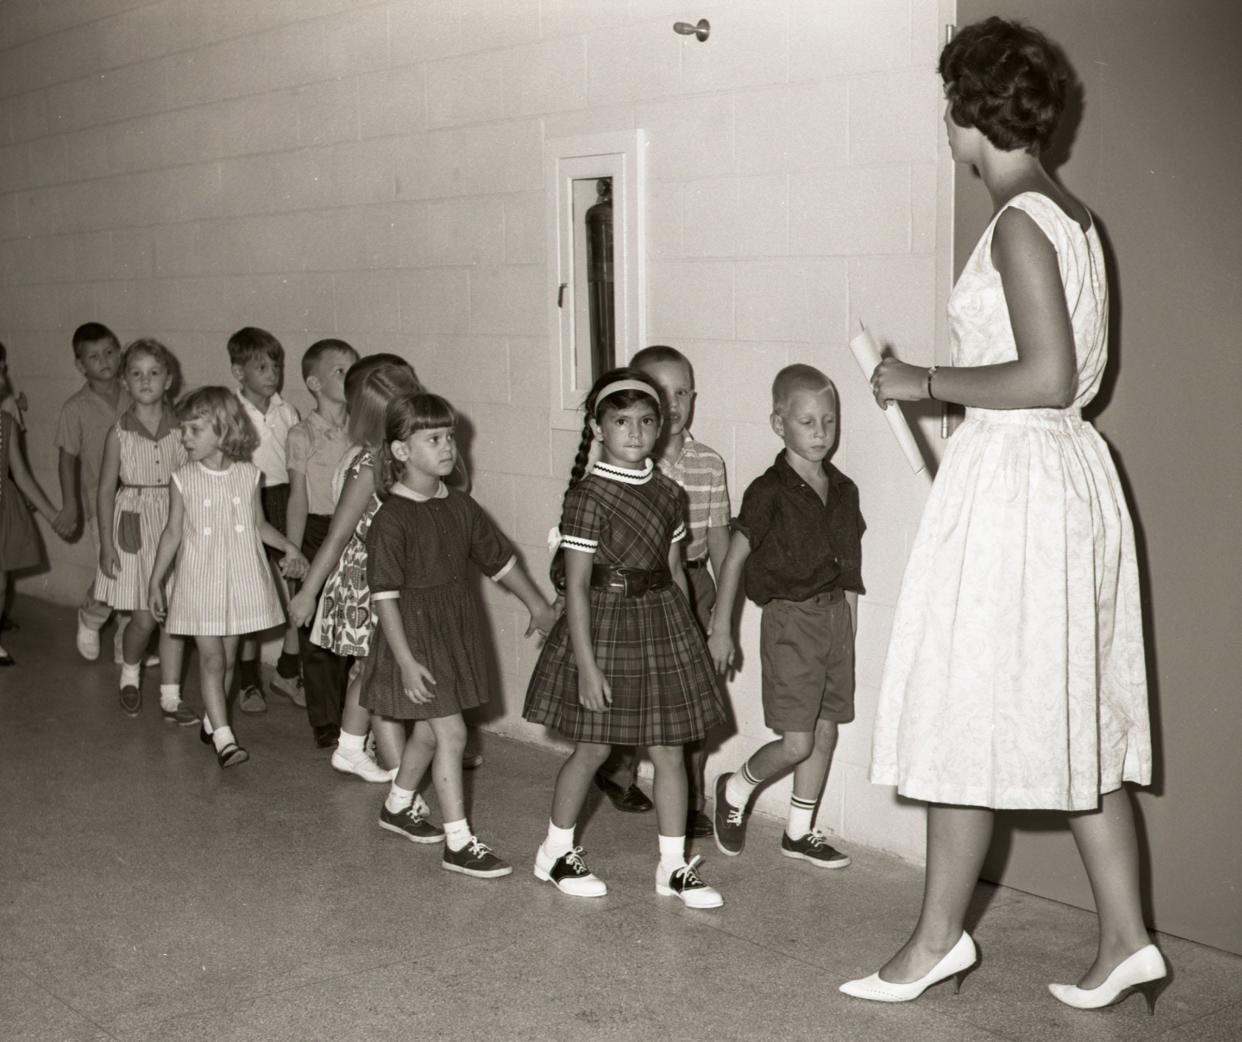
[759, 589, 854, 731]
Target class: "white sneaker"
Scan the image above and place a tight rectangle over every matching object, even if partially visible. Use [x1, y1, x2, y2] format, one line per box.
[330, 746, 397, 783]
[76, 619, 101, 661]
[534, 845, 608, 897]
[656, 855, 723, 909]
[270, 672, 306, 707]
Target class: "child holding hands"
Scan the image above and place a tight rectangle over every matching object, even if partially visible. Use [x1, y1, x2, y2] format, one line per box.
[708, 365, 863, 869]
[148, 387, 307, 767]
[366, 390, 556, 878]
[95, 339, 190, 720]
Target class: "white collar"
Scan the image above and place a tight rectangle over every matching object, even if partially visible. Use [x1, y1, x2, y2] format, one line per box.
[591, 458, 653, 485]
[390, 480, 448, 502]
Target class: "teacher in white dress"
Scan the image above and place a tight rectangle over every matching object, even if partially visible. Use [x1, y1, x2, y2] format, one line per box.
[839, 18, 1166, 1011]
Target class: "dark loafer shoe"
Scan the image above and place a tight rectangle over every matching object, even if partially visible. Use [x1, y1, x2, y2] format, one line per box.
[593, 770, 654, 813]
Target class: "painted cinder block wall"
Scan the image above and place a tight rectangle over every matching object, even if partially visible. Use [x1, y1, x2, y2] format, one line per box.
[0, 0, 948, 861]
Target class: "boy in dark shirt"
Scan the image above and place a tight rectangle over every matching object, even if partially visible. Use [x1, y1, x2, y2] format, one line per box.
[707, 364, 864, 869]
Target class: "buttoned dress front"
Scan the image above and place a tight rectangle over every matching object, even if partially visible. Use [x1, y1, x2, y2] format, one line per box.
[165, 460, 284, 636]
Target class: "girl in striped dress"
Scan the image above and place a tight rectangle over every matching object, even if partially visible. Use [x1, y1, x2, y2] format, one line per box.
[523, 368, 727, 908]
[148, 387, 308, 768]
[96, 340, 191, 721]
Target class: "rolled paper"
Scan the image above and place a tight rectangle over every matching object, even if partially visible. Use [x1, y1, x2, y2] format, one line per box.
[849, 326, 931, 481]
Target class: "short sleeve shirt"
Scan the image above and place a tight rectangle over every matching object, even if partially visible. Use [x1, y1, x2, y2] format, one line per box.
[734, 453, 865, 605]
[286, 411, 351, 515]
[559, 460, 687, 567]
[235, 389, 299, 486]
[366, 482, 516, 597]
[54, 382, 132, 519]
[656, 434, 730, 563]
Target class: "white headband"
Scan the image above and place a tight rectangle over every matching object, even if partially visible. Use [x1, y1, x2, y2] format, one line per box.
[595, 379, 659, 407]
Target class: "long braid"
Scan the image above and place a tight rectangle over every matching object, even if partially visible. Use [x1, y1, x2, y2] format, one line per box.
[551, 413, 595, 590]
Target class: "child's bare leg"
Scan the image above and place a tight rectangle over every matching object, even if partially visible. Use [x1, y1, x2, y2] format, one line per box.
[551, 741, 612, 828]
[340, 661, 371, 736]
[371, 715, 405, 771]
[649, 744, 689, 840]
[394, 719, 435, 794]
[427, 714, 468, 823]
[790, 719, 838, 810]
[158, 630, 183, 687]
[685, 740, 707, 812]
[197, 635, 236, 731]
[121, 609, 157, 664]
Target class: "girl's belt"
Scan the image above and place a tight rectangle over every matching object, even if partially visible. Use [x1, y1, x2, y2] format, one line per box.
[591, 565, 672, 597]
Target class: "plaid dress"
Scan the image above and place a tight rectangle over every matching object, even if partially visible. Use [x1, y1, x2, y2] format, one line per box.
[523, 460, 725, 745]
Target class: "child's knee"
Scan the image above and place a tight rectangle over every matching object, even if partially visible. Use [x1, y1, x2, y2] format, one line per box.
[434, 715, 467, 751]
[780, 730, 815, 762]
[813, 718, 840, 749]
[648, 745, 682, 771]
[576, 742, 613, 769]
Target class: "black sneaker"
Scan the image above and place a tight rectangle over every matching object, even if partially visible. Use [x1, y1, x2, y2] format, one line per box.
[780, 829, 851, 869]
[119, 684, 142, 716]
[534, 845, 607, 897]
[713, 774, 747, 856]
[379, 804, 445, 844]
[442, 837, 512, 878]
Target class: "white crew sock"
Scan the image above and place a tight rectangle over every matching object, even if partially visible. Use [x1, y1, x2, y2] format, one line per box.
[725, 762, 761, 809]
[787, 796, 816, 840]
[385, 783, 415, 815]
[443, 818, 472, 853]
[201, 715, 214, 736]
[658, 833, 686, 878]
[159, 684, 181, 711]
[542, 821, 576, 860]
[119, 662, 141, 689]
[337, 730, 366, 753]
[211, 726, 236, 753]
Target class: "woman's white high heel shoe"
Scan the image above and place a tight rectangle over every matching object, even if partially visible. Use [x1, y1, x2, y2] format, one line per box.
[1048, 944, 1167, 1013]
[839, 932, 977, 1003]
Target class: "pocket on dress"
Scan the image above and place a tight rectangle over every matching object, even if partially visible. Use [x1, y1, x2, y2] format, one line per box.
[117, 511, 143, 554]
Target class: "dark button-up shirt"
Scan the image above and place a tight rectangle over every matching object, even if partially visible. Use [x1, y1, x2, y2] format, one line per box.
[734, 452, 865, 606]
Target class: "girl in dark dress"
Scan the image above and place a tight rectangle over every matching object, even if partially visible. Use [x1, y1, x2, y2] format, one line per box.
[524, 368, 726, 908]
[365, 391, 556, 879]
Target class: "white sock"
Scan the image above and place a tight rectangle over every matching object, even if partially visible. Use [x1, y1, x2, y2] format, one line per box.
[413, 792, 431, 817]
[337, 730, 366, 753]
[543, 821, 576, 860]
[201, 715, 214, 736]
[787, 796, 816, 840]
[211, 726, 236, 752]
[159, 684, 181, 711]
[385, 783, 415, 815]
[725, 762, 761, 809]
[658, 833, 686, 877]
[444, 818, 472, 852]
[119, 662, 141, 688]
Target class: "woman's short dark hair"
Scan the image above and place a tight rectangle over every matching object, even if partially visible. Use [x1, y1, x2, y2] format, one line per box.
[939, 17, 1071, 155]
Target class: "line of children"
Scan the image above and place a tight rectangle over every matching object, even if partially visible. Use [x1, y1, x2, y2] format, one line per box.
[228, 328, 305, 714]
[94, 339, 191, 722]
[366, 390, 557, 877]
[148, 387, 308, 767]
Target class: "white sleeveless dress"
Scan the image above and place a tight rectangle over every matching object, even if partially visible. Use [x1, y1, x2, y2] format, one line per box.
[869, 192, 1151, 811]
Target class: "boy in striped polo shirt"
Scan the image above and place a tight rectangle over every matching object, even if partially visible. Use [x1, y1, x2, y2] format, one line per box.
[592, 345, 731, 838]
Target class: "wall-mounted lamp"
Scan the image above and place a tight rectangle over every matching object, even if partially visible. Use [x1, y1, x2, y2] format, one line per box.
[673, 18, 710, 42]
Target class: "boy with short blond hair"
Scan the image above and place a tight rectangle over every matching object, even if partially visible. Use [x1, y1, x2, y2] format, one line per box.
[707, 363, 864, 868]
[229, 326, 302, 711]
[55, 322, 130, 660]
[593, 344, 731, 837]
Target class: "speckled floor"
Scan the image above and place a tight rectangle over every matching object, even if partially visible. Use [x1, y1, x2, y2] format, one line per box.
[2, 595, 1239, 1042]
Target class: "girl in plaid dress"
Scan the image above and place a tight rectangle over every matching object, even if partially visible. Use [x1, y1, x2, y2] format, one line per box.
[95, 340, 191, 721]
[524, 368, 727, 909]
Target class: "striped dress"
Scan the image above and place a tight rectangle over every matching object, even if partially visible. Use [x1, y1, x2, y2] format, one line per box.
[165, 460, 284, 637]
[95, 408, 185, 611]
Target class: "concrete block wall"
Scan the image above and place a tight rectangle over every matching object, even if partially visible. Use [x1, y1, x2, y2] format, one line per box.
[1, 0, 951, 861]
